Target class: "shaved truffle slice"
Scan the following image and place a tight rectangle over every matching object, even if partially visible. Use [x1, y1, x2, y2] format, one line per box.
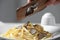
[24, 21, 34, 29]
[37, 33, 47, 40]
[30, 28, 37, 34]
[34, 24, 44, 33]
[43, 31, 52, 38]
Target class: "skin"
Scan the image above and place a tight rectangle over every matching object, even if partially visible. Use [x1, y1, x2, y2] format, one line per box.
[46, 0, 60, 6]
[16, 0, 60, 20]
[27, 0, 33, 3]
[27, 0, 60, 6]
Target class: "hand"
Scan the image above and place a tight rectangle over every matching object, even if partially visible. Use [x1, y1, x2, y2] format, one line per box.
[27, 0, 34, 3]
[46, 0, 60, 6]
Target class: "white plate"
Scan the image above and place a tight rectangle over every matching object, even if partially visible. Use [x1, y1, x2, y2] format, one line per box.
[0, 22, 60, 40]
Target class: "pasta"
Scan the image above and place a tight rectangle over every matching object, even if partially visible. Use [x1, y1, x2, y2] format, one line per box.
[1, 21, 52, 40]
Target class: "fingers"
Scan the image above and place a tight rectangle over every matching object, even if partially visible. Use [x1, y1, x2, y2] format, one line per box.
[46, 0, 56, 6]
[27, 0, 34, 3]
[54, 0, 60, 5]
[27, 0, 31, 3]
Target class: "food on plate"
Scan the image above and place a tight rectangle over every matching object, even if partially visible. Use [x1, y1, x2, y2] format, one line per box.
[1, 21, 52, 40]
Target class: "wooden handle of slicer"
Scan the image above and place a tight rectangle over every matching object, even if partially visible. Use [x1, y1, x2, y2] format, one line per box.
[16, 0, 48, 21]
